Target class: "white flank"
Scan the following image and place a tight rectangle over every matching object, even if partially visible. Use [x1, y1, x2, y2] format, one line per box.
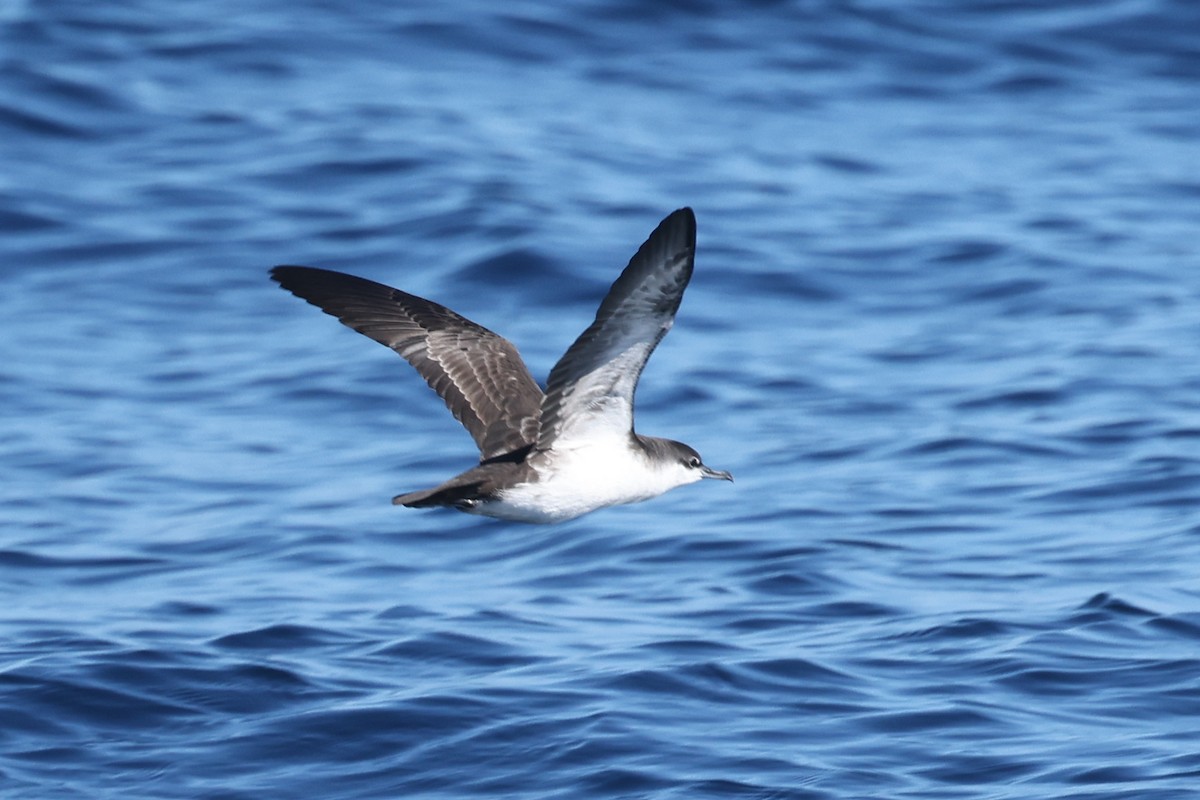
[480, 437, 702, 524]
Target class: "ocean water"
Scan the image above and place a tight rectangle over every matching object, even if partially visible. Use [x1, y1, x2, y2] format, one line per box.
[3, 0, 1200, 797]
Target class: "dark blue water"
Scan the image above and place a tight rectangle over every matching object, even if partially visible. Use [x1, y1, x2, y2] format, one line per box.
[4, 1, 1200, 797]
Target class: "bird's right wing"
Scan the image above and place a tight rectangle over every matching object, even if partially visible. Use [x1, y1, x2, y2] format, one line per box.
[271, 266, 543, 461]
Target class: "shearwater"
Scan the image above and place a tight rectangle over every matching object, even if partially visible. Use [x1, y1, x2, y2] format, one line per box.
[271, 207, 731, 523]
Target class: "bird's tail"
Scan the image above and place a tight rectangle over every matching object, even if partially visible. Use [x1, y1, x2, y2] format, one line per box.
[392, 482, 486, 508]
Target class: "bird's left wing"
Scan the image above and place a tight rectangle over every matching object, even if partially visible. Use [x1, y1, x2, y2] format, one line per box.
[537, 208, 696, 450]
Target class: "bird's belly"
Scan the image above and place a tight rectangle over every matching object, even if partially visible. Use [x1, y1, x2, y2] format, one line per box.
[478, 445, 674, 524]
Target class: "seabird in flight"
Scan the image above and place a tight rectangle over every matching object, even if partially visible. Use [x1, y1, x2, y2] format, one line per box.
[271, 207, 731, 523]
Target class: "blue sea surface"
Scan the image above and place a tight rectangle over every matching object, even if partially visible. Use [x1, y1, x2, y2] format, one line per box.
[3, 1, 1200, 797]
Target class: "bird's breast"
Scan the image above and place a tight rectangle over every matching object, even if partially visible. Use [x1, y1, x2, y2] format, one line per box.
[480, 439, 680, 523]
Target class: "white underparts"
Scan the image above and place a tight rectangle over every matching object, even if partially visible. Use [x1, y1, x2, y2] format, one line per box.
[473, 436, 702, 523]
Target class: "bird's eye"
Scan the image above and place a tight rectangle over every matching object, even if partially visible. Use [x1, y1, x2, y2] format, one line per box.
[688, 457, 701, 468]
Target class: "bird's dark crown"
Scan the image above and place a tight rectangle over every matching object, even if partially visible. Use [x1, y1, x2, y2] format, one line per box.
[636, 434, 703, 467]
